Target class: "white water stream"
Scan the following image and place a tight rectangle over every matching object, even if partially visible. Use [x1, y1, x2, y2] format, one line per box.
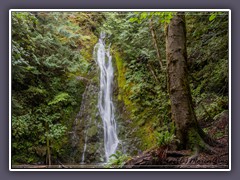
[94, 32, 119, 161]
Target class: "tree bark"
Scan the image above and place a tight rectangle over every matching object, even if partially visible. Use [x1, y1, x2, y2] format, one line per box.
[166, 13, 214, 150]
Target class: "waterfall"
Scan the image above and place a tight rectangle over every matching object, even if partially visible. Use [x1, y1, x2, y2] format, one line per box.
[94, 32, 119, 161]
[81, 128, 88, 163]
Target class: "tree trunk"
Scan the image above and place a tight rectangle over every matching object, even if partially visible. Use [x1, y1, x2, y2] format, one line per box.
[166, 13, 215, 150]
[147, 63, 160, 84]
[46, 137, 51, 165]
[149, 18, 163, 69]
[46, 123, 51, 165]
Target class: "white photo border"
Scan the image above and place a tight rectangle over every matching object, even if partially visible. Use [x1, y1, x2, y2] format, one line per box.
[9, 9, 231, 172]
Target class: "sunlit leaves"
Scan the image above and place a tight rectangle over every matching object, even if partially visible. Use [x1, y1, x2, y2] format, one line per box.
[48, 92, 70, 105]
[47, 124, 67, 140]
[209, 13, 217, 21]
[129, 12, 174, 24]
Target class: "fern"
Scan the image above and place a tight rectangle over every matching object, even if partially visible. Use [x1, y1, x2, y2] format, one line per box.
[48, 92, 70, 105]
[105, 151, 131, 168]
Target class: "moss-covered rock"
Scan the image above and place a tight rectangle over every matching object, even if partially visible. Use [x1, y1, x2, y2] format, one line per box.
[88, 125, 98, 138]
[113, 51, 158, 154]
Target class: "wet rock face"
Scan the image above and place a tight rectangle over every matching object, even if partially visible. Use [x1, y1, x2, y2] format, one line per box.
[69, 47, 141, 164]
[114, 102, 141, 156]
[70, 69, 106, 163]
[68, 56, 142, 164]
[69, 62, 140, 164]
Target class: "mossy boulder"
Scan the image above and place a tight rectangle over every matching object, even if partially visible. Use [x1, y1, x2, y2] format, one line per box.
[88, 125, 98, 138]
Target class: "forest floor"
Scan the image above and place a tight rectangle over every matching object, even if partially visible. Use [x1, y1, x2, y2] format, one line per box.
[124, 111, 229, 169]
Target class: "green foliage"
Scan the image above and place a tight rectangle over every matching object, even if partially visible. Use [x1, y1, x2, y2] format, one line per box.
[103, 12, 170, 151]
[26, 86, 47, 95]
[209, 12, 223, 21]
[209, 13, 217, 21]
[109, 11, 228, 153]
[11, 11, 229, 164]
[12, 114, 31, 138]
[48, 92, 70, 105]
[156, 131, 175, 146]
[47, 124, 67, 140]
[129, 12, 174, 24]
[104, 151, 131, 168]
[155, 124, 177, 146]
[198, 95, 228, 121]
[187, 12, 228, 123]
[11, 12, 102, 164]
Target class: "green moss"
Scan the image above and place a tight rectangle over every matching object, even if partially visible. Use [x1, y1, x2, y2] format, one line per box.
[80, 35, 98, 62]
[114, 51, 138, 112]
[114, 51, 157, 151]
[137, 123, 157, 150]
[88, 126, 98, 137]
[137, 118, 146, 126]
[88, 143, 98, 154]
[114, 52, 126, 100]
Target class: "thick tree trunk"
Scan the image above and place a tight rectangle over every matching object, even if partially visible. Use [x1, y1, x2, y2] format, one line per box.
[166, 13, 214, 150]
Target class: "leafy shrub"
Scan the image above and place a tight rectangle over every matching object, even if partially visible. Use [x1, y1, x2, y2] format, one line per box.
[104, 151, 131, 168]
[155, 124, 177, 147]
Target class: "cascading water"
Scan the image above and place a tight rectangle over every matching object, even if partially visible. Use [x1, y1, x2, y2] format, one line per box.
[94, 32, 119, 161]
[81, 128, 88, 163]
[71, 33, 119, 165]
